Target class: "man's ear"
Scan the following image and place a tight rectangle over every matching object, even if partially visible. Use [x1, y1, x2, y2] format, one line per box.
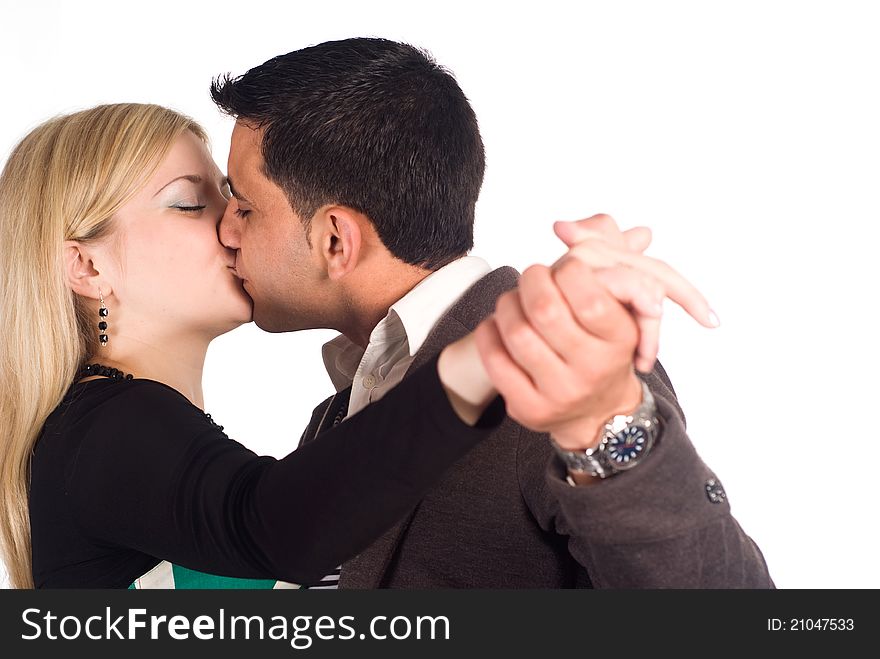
[313, 206, 365, 281]
[62, 241, 109, 300]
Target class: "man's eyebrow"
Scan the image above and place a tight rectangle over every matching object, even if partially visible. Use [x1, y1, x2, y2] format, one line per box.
[227, 178, 253, 205]
[153, 174, 202, 197]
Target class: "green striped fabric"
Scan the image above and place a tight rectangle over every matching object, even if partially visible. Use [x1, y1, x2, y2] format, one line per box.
[129, 561, 300, 589]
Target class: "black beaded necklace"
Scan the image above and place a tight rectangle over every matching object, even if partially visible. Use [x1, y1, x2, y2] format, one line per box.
[79, 363, 133, 381]
[77, 362, 225, 432]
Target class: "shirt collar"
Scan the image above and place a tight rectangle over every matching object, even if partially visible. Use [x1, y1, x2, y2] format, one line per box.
[321, 255, 492, 389]
[389, 255, 492, 357]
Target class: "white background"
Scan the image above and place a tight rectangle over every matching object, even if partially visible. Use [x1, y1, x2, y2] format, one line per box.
[2, 0, 877, 589]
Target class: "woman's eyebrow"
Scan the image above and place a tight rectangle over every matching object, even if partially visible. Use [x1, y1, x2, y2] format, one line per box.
[153, 174, 202, 197]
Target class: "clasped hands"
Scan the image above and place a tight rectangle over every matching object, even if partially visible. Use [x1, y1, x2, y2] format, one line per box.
[471, 214, 717, 455]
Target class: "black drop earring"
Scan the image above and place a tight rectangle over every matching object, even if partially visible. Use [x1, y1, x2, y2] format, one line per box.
[98, 290, 109, 346]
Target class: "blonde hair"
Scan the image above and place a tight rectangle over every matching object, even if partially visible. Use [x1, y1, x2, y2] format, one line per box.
[0, 104, 208, 588]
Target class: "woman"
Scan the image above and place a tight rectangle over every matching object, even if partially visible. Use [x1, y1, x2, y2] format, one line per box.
[0, 104, 510, 589]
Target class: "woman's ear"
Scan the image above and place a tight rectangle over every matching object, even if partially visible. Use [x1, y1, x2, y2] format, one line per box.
[313, 206, 365, 281]
[62, 241, 110, 299]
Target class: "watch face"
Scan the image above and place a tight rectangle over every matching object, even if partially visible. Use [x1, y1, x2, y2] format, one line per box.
[605, 426, 649, 469]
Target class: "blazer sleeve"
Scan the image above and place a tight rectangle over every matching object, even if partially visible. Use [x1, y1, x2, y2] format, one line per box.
[68, 354, 504, 585]
[516, 363, 775, 588]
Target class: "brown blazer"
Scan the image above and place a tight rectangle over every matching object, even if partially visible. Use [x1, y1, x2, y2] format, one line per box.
[300, 267, 773, 588]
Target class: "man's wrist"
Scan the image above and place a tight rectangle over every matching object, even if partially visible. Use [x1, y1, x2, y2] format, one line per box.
[550, 422, 604, 452]
[549, 376, 658, 486]
[549, 373, 644, 451]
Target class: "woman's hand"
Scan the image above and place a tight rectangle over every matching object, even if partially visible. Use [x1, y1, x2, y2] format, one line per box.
[554, 214, 718, 373]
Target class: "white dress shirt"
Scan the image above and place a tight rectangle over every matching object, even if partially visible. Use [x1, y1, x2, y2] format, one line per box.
[322, 255, 492, 417]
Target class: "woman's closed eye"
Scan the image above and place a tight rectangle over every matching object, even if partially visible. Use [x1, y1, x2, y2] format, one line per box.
[172, 204, 207, 213]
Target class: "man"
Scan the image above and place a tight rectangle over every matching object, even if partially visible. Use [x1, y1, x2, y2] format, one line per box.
[212, 38, 772, 588]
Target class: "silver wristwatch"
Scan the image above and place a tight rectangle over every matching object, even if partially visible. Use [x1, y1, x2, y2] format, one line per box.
[550, 380, 659, 482]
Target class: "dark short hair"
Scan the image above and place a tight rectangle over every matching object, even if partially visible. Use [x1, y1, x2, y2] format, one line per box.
[210, 38, 485, 270]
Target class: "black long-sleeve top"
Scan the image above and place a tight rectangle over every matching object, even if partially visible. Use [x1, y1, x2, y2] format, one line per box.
[29, 355, 502, 588]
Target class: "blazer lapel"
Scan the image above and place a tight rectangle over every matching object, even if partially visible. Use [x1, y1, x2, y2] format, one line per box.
[299, 388, 352, 448]
[339, 266, 520, 588]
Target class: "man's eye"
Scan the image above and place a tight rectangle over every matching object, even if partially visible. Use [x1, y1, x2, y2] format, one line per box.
[234, 208, 250, 219]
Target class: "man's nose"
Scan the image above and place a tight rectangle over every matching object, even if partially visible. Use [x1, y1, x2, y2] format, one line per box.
[218, 199, 241, 249]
